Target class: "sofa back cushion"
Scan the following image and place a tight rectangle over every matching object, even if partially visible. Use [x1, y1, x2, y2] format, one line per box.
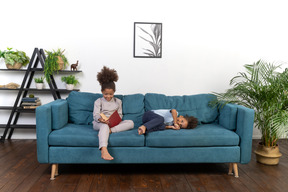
[144, 93, 218, 124]
[66, 91, 143, 127]
[52, 99, 68, 129]
[67, 92, 102, 125]
[122, 94, 145, 128]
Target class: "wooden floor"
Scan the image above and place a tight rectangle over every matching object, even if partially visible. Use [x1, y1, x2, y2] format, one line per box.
[0, 140, 288, 192]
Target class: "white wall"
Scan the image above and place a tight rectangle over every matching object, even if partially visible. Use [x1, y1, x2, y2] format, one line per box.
[1, 0, 288, 139]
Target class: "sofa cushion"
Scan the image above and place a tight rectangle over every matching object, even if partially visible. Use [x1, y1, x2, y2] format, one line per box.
[51, 99, 68, 130]
[219, 103, 238, 131]
[145, 124, 239, 147]
[49, 124, 145, 147]
[122, 94, 144, 114]
[144, 93, 218, 124]
[66, 92, 102, 125]
[122, 94, 144, 128]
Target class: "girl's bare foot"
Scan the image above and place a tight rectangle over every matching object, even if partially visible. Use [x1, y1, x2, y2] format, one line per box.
[138, 125, 146, 135]
[101, 147, 114, 160]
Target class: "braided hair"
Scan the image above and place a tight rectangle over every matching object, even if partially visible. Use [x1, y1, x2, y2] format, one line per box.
[97, 66, 119, 92]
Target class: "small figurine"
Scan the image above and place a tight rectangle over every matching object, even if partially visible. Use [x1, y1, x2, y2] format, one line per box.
[71, 60, 79, 71]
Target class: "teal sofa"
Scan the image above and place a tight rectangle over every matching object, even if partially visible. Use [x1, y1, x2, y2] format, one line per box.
[36, 91, 255, 180]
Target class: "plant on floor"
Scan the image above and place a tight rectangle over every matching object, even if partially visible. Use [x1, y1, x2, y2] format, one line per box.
[211, 60, 288, 148]
[0, 47, 30, 68]
[44, 48, 68, 83]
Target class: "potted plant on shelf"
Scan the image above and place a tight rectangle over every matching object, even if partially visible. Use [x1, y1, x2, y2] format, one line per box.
[0, 48, 30, 69]
[61, 75, 79, 90]
[44, 48, 69, 83]
[34, 77, 45, 89]
[211, 60, 288, 165]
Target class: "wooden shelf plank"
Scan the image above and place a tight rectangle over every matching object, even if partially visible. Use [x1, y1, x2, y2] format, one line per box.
[0, 68, 82, 72]
[0, 106, 36, 113]
[10, 124, 36, 129]
[0, 88, 80, 92]
[0, 124, 36, 129]
[0, 106, 13, 110]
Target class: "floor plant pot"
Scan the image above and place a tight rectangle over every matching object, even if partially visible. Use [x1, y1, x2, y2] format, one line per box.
[66, 84, 74, 90]
[6, 63, 22, 69]
[35, 83, 44, 90]
[254, 143, 282, 165]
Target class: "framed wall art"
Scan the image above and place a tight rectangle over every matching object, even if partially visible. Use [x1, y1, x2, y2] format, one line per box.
[133, 22, 162, 58]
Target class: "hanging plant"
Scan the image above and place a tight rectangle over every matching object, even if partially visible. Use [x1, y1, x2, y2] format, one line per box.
[44, 48, 69, 83]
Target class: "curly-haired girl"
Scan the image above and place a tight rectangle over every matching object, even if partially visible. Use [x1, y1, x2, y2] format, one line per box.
[138, 109, 198, 135]
[93, 66, 134, 160]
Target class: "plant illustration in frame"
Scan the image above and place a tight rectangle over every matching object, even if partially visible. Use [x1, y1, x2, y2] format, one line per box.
[134, 22, 162, 58]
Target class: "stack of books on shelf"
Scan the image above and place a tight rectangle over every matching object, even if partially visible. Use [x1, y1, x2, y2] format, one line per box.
[21, 97, 41, 109]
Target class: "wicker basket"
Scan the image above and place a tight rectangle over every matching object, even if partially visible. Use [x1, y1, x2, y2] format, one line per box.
[57, 56, 64, 70]
[254, 143, 282, 165]
[6, 62, 22, 69]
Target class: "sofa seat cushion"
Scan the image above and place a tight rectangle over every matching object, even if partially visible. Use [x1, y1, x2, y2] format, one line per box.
[145, 124, 239, 147]
[49, 124, 145, 147]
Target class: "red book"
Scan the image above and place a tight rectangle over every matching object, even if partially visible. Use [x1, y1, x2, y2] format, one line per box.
[100, 111, 122, 128]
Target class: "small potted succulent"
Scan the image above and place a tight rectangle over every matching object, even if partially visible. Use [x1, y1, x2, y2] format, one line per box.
[0, 48, 30, 69]
[34, 77, 45, 89]
[44, 48, 69, 83]
[61, 75, 79, 90]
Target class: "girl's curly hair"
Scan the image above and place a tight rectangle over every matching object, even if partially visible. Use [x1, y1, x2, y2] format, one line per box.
[97, 66, 119, 91]
[184, 115, 198, 129]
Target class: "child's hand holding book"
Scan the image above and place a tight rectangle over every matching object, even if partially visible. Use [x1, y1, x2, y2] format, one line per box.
[99, 113, 110, 124]
[99, 111, 122, 128]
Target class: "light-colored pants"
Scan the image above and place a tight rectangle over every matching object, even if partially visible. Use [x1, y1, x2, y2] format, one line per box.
[93, 120, 134, 149]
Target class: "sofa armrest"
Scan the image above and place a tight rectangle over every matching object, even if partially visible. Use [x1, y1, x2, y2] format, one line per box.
[219, 103, 255, 163]
[235, 105, 255, 164]
[36, 99, 68, 163]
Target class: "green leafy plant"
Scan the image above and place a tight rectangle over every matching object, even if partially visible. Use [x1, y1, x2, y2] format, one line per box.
[211, 60, 288, 147]
[138, 24, 162, 57]
[0, 47, 30, 66]
[44, 49, 69, 83]
[61, 75, 79, 86]
[34, 77, 44, 83]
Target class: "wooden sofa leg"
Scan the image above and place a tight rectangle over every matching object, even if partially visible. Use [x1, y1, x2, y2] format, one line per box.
[55, 164, 59, 177]
[233, 163, 239, 178]
[228, 163, 233, 175]
[228, 163, 239, 178]
[50, 164, 58, 180]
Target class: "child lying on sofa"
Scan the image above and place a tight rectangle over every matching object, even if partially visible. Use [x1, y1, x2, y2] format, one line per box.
[138, 109, 198, 135]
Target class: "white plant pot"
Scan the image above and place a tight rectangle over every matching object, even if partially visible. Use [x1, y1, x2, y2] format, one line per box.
[35, 83, 44, 89]
[66, 84, 74, 90]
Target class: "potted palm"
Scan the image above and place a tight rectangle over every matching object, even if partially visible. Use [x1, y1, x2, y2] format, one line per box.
[61, 75, 79, 90]
[211, 60, 288, 165]
[34, 77, 44, 89]
[0, 48, 30, 69]
[44, 49, 69, 83]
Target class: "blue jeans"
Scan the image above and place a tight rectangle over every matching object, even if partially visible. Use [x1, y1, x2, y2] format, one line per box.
[142, 111, 166, 133]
